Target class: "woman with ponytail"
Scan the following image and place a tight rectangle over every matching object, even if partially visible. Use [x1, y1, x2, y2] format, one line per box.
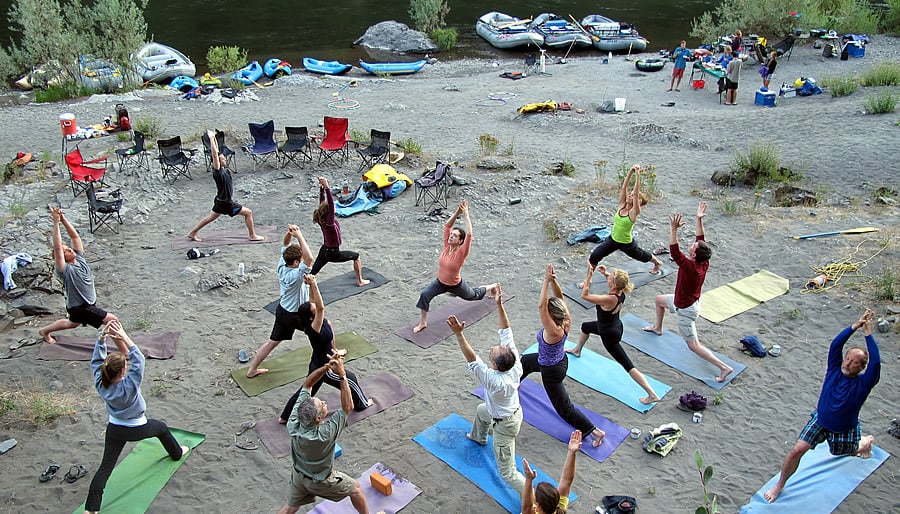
[522, 430, 582, 514]
[85, 320, 187, 514]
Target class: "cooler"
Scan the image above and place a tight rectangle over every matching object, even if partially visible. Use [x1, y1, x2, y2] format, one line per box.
[692, 79, 706, 89]
[59, 113, 76, 137]
[755, 88, 776, 107]
[846, 42, 865, 58]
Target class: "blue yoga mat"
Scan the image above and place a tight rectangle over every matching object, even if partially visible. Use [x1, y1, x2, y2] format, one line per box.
[620, 313, 746, 390]
[740, 444, 890, 513]
[413, 413, 576, 514]
[474, 378, 629, 463]
[522, 340, 671, 413]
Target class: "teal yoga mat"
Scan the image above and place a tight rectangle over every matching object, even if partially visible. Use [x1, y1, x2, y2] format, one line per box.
[620, 313, 746, 390]
[413, 413, 576, 514]
[522, 340, 671, 413]
[72, 428, 204, 514]
[740, 443, 890, 513]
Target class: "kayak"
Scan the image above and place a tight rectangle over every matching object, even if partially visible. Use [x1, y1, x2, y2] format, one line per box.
[264, 58, 292, 77]
[358, 60, 426, 76]
[231, 60, 264, 85]
[169, 75, 200, 91]
[302, 57, 353, 75]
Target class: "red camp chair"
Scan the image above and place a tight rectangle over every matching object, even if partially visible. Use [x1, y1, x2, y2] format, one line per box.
[317, 116, 350, 166]
[64, 147, 108, 197]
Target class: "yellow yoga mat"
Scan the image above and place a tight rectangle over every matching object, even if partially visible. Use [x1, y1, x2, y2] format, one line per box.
[700, 270, 790, 323]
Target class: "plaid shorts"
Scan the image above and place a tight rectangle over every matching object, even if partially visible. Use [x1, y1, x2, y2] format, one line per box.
[799, 410, 861, 456]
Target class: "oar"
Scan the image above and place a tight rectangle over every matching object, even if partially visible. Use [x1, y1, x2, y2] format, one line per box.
[793, 227, 879, 240]
[494, 18, 533, 30]
[569, 14, 599, 42]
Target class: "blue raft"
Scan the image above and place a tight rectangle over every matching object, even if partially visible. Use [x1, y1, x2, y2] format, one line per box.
[358, 60, 427, 76]
[302, 57, 353, 75]
[263, 58, 292, 77]
[231, 61, 263, 85]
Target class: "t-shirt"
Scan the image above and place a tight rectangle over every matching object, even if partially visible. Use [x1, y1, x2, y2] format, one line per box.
[670, 235, 708, 309]
[468, 327, 522, 418]
[213, 166, 233, 203]
[278, 246, 310, 312]
[60, 251, 97, 309]
[437, 224, 471, 286]
[319, 187, 342, 248]
[673, 47, 691, 69]
[287, 386, 347, 481]
[816, 326, 881, 432]
[727, 57, 742, 83]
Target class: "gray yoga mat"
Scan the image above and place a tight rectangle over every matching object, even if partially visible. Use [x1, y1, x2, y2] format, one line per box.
[264, 268, 390, 314]
[171, 225, 279, 251]
[309, 463, 422, 514]
[37, 332, 180, 360]
[394, 294, 513, 349]
[563, 259, 676, 310]
[254, 416, 344, 460]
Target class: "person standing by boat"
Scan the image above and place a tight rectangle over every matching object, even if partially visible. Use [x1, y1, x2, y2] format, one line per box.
[310, 176, 370, 287]
[667, 40, 691, 92]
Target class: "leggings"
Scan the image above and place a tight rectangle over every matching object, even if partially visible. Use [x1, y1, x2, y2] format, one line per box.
[588, 236, 653, 267]
[416, 278, 486, 311]
[85, 419, 183, 511]
[581, 320, 635, 372]
[520, 353, 595, 436]
[281, 367, 369, 421]
[311, 245, 359, 275]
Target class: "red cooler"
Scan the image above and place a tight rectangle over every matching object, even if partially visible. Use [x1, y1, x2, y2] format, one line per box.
[59, 113, 76, 137]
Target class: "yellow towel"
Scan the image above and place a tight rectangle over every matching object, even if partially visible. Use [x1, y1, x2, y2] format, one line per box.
[700, 270, 790, 323]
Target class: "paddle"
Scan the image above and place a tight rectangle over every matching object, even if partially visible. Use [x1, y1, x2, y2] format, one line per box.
[493, 18, 532, 30]
[793, 227, 879, 240]
[569, 14, 599, 42]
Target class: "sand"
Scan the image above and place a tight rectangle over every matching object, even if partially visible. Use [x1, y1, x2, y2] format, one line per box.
[0, 36, 898, 513]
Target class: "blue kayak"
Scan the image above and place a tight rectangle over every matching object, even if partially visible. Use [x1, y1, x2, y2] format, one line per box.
[358, 60, 427, 76]
[302, 57, 352, 75]
[169, 75, 199, 91]
[231, 60, 263, 85]
[264, 58, 292, 77]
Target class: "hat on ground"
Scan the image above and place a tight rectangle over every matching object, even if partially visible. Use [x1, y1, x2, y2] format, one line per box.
[12, 152, 32, 166]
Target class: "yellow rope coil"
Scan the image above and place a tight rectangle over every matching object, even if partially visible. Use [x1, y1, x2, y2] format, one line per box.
[801, 238, 890, 294]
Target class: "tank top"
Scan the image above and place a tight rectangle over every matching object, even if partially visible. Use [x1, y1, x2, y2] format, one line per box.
[537, 328, 567, 366]
[596, 293, 625, 326]
[610, 211, 634, 244]
[305, 319, 335, 367]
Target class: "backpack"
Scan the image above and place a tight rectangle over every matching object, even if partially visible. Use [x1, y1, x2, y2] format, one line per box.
[679, 391, 708, 411]
[601, 495, 637, 514]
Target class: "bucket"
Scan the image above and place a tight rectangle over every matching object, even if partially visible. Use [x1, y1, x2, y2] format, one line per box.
[59, 113, 76, 137]
[692, 79, 705, 89]
[614, 98, 626, 112]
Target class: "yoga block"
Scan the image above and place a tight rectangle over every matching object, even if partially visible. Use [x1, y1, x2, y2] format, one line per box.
[755, 88, 776, 107]
[370, 471, 392, 496]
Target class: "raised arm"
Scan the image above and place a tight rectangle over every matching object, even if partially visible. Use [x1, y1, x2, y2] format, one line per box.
[696, 201, 707, 239]
[305, 274, 325, 332]
[59, 210, 84, 254]
[207, 130, 223, 170]
[331, 353, 353, 415]
[106, 319, 135, 353]
[669, 212, 684, 246]
[318, 176, 334, 209]
[448, 315, 477, 363]
[557, 430, 582, 499]
[461, 200, 473, 237]
[521, 459, 537, 514]
[282, 225, 295, 247]
[302, 358, 333, 389]
[582, 264, 616, 308]
[629, 167, 642, 220]
[50, 208, 66, 271]
[445, 201, 464, 228]
[539, 264, 566, 335]
[619, 165, 635, 206]
[495, 283, 509, 330]
[293, 226, 313, 267]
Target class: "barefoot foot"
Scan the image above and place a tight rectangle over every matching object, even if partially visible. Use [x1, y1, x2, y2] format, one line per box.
[367, 398, 375, 408]
[650, 258, 662, 275]
[763, 485, 783, 503]
[246, 368, 269, 378]
[641, 326, 662, 336]
[466, 433, 486, 446]
[592, 429, 605, 447]
[715, 365, 734, 383]
[412, 323, 427, 334]
[249, 235, 265, 241]
[187, 234, 201, 242]
[639, 395, 661, 405]
[564, 348, 582, 358]
[38, 329, 56, 344]
[278, 418, 287, 425]
[357, 279, 371, 287]
[857, 434, 874, 458]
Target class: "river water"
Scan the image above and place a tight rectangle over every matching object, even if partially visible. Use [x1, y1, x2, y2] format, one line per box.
[1, 0, 717, 69]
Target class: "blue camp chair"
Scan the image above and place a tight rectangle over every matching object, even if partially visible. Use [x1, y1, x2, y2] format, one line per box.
[242, 120, 278, 170]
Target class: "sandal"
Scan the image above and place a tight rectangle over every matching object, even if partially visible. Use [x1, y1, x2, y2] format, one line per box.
[235, 421, 256, 436]
[64, 464, 88, 483]
[234, 440, 258, 450]
[40, 464, 60, 482]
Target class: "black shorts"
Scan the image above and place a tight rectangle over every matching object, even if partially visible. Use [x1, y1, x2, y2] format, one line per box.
[67, 304, 108, 328]
[726, 79, 739, 90]
[213, 200, 242, 217]
[270, 304, 303, 342]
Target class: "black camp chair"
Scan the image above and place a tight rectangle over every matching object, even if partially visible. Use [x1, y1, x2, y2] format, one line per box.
[115, 130, 150, 175]
[86, 182, 124, 234]
[769, 34, 796, 62]
[157, 136, 197, 184]
[414, 161, 452, 211]
[356, 129, 390, 172]
[201, 129, 237, 172]
[278, 126, 313, 169]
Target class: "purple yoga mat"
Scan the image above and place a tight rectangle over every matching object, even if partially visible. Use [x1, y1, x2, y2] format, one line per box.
[310, 462, 421, 514]
[255, 372, 414, 459]
[37, 332, 180, 360]
[171, 225, 279, 251]
[473, 378, 628, 463]
[394, 294, 513, 349]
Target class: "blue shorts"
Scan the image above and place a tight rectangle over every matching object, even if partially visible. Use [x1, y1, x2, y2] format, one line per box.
[799, 410, 861, 456]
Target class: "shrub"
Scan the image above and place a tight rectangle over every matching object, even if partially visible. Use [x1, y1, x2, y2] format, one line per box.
[34, 80, 91, 102]
[395, 137, 422, 154]
[864, 90, 898, 114]
[730, 141, 800, 187]
[430, 28, 457, 50]
[479, 134, 499, 155]
[408, 0, 449, 33]
[695, 450, 720, 514]
[134, 114, 162, 140]
[882, 0, 900, 34]
[206, 46, 248, 74]
[820, 75, 859, 97]
[860, 61, 900, 87]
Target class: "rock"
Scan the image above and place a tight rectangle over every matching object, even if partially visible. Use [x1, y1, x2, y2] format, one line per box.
[476, 158, 516, 171]
[354, 21, 438, 55]
[710, 170, 735, 186]
[772, 185, 817, 207]
[877, 319, 891, 333]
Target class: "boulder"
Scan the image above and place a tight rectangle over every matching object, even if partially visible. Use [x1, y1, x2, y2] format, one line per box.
[354, 21, 438, 55]
[710, 170, 735, 186]
[772, 185, 817, 207]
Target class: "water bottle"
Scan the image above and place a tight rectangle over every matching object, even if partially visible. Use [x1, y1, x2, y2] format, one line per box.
[608, 51, 612, 62]
[238, 262, 245, 276]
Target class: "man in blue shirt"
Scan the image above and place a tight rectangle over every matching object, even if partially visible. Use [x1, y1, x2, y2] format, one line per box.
[764, 309, 880, 503]
[667, 40, 692, 92]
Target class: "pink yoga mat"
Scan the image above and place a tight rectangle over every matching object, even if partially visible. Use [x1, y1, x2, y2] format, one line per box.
[37, 332, 180, 360]
[171, 225, 280, 251]
[310, 463, 421, 514]
[394, 294, 513, 349]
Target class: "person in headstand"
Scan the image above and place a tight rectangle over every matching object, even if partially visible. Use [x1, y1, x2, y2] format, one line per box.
[279, 274, 371, 423]
[448, 283, 525, 495]
[187, 130, 264, 242]
[764, 309, 879, 503]
[578, 165, 662, 288]
[521, 430, 582, 514]
[310, 176, 370, 286]
[39, 207, 117, 344]
[247, 224, 313, 378]
[642, 202, 733, 383]
[522, 264, 606, 447]
[84, 320, 188, 514]
[566, 263, 660, 405]
[413, 200, 496, 334]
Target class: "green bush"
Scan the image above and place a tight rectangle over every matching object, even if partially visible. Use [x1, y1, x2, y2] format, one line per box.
[860, 61, 900, 86]
[134, 114, 163, 140]
[882, 0, 900, 34]
[864, 90, 898, 114]
[395, 137, 422, 154]
[730, 141, 800, 187]
[430, 28, 457, 50]
[408, 0, 449, 33]
[34, 80, 91, 102]
[820, 75, 859, 97]
[206, 46, 248, 74]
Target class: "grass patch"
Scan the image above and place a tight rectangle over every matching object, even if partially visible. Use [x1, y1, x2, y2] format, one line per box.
[864, 90, 898, 114]
[131, 318, 152, 331]
[479, 134, 499, 156]
[503, 137, 515, 156]
[875, 268, 896, 301]
[820, 75, 859, 97]
[730, 141, 800, 188]
[395, 137, 422, 154]
[859, 61, 900, 87]
[9, 199, 26, 218]
[430, 28, 457, 50]
[547, 159, 575, 177]
[0, 382, 80, 427]
[348, 128, 368, 144]
[34, 81, 92, 103]
[134, 114, 163, 141]
[543, 219, 560, 241]
[721, 196, 739, 215]
[712, 391, 725, 406]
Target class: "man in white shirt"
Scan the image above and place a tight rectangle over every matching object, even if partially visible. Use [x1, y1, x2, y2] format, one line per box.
[448, 283, 525, 494]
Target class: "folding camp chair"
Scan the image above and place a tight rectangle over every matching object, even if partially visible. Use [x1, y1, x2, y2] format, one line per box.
[201, 129, 236, 172]
[524, 52, 539, 76]
[278, 126, 313, 169]
[356, 129, 390, 172]
[157, 136, 196, 184]
[86, 182, 124, 234]
[64, 147, 109, 198]
[242, 120, 279, 170]
[414, 161, 453, 211]
[114, 130, 150, 175]
[769, 34, 795, 62]
[317, 116, 350, 166]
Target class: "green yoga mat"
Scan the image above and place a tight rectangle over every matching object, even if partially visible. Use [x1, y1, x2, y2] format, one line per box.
[231, 332, 378, 397]
[72, 428, 204, 514]
[699, 270, 790, 323]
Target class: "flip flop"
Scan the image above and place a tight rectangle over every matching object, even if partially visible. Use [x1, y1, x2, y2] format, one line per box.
[234, 441, 258, 450]
[237, 349, 250, 363]
[40, 464, 60, 482]
[0, 349, 26, 359]
[0, 438, 17, 454]
[9, 338, 39, 350]
[235, 421, 256, 436]
[64, 464, 88, 483]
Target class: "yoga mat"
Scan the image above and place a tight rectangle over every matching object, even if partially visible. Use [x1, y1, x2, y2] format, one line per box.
[474, 378, 629, 463]
[38, 332, 180, 361]
[563, 260, 677, 310]
[71, 428, 204, 514]
[394, 294, 513, 349]
[740, 444, 890, 514]
[413, 413, 575, 514]
[700, 270, 790, 323]
[231, 332, 377, 397]
[620, 313, 746, 390]
[522, 340, 671, 413]
[256, 373, 414, 458]
[309, 462, 421, 514]
[171, 224, 279, 251]
[263, 267, 390, 314]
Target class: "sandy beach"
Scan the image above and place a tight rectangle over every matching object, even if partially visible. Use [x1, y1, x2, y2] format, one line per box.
[0, 36, 898, 514]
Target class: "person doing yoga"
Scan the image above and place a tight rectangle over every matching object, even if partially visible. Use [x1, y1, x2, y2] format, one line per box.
[310, 176, 370, 286]
[521, 264, 606, 447]
[521, 430, 582, 514]
[566, 263, 660, 404]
